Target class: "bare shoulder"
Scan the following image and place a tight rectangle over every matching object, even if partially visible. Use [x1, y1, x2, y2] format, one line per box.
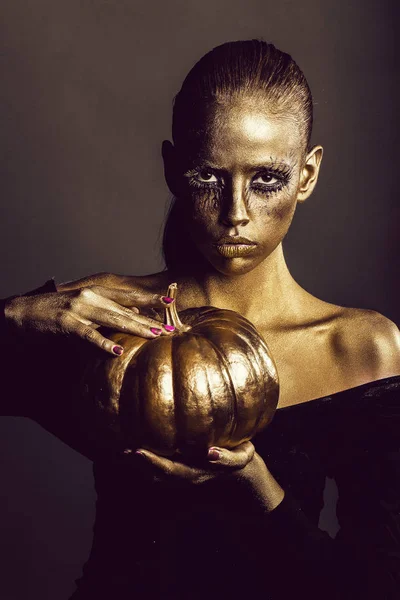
[330, 306, 400, 381]
[120, 271, 173, 292]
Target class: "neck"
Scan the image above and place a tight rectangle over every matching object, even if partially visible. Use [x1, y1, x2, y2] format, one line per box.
[177, 244, 305, 329]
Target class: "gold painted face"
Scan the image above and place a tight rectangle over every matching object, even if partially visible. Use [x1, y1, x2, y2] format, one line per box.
[163, 100, 323, 276]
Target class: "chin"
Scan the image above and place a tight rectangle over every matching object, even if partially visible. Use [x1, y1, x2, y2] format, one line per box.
[206, 254, 267, 277]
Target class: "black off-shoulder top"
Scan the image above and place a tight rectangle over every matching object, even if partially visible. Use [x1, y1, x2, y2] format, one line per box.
[1, 280, 399, 599]
[68, 375, 400, 600]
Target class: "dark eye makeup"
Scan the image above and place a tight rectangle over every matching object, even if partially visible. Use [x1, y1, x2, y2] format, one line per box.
[183, 165, 292, 197]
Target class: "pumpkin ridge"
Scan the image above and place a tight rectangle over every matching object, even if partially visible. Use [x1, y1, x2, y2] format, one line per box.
[171, 333, 226, 453]
[110, 336, 148, 449]
[201, 319, 257, 339]
[195, 323, 278, 433]
[201, 335, 239, 444]
[130, 340, 153, 449]
[180, 307, 253, 330]
[243, 335, 279, 432]
[222, 325, 276, 433]
[203, 360, 219, 447]
[170, 333, 179, 453]
[242, 327, 278, 427]
[201, 335, 238, 446]
[220, 324, 265, 436]
[191, 313, 261, 341]
[171, 332, 195, 454]
[145, 335, 174, 453]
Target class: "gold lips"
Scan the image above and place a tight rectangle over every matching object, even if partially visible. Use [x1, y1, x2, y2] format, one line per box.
[215, 244, 257, 258]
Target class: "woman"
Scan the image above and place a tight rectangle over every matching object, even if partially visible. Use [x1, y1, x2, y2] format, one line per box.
[1, 40, 399, 599]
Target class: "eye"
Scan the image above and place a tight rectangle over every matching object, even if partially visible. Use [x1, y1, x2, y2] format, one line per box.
[253, 173, 279, 185]
[196, 169, 218, 183]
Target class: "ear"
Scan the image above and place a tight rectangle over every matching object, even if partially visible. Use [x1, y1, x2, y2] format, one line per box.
[161, 140, 181, 196]
[296, 145, 323, 203]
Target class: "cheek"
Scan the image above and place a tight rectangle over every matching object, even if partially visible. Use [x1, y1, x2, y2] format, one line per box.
[251, 186, 297, 232]
[267, 190, 297, 223]
[188, 190, 222, 229]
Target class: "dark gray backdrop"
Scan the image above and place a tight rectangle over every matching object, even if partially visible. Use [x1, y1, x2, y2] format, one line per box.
[0, 1, 399, 598]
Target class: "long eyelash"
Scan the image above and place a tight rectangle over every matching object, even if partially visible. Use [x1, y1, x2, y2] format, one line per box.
[254, 166, 292, 182]
[184, 169, 221, 191]
[251, 183, 283, 196]
[250, 166, 292, 197]
[188, 179, 220, 191]
[183, 166, 292, 195]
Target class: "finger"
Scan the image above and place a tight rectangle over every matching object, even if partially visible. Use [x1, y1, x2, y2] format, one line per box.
[207, 441, 255, 469]
[56, 273, 176, 308]
[76, 304, 175, 338]
[135, 450, 208, 482]
[60, 313, 129, 355]
[87, 285, 175, 309]
[135, 450, 175, 475]
[68, 288, 174, 336]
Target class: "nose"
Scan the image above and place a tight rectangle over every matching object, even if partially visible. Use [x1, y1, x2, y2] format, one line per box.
[220, 181, 250, 228]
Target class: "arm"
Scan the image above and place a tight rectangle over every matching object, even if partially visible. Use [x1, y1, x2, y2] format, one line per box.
[0, 275, 175, 419]
[249, 480, 400, 599]
[245, 380, 400, 599]
[0, 275, 178, 462]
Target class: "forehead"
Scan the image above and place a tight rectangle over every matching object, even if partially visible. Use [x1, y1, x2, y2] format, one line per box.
[187, 101, 303, 169]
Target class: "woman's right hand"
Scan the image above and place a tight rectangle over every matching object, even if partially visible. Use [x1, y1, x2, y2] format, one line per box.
[4, 280, 176, 356]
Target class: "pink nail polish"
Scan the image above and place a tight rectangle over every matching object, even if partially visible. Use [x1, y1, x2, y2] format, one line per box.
[112, 345, 124, 355]
[150, 327, 162, 335]
[208, 448, 221, 461]
[161, 296, 174, 304]
[163, 324, 175, 332]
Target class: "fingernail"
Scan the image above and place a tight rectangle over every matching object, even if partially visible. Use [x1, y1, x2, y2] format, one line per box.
[161, 296, 174, 304]
[150, 327, 162, 335]
[163, 324, 175, 332]
[112, 345, 124, 355]
[135, 450, 146, 457]
[208, 448, 221, 461]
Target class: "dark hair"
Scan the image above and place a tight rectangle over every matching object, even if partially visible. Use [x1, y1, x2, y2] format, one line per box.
[162, 39, 313, 275]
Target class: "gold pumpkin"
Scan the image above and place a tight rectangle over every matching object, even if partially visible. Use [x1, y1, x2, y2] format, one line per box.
[80, 283, 279, 459]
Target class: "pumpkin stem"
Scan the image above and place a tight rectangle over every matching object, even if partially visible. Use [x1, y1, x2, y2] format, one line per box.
[164, 283, 191, 332]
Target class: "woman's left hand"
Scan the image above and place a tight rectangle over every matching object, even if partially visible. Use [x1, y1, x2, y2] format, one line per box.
[132, 441, 285, 513]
